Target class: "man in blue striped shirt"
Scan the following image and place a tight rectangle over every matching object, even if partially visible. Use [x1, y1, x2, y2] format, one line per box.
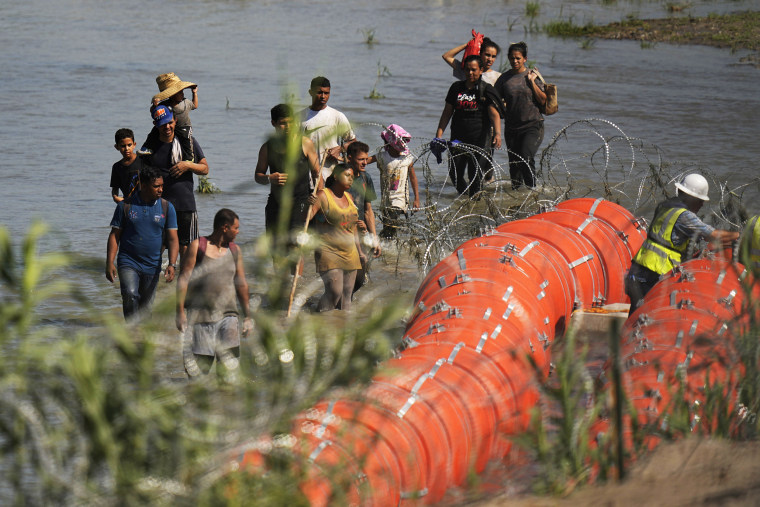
[625, 173, 739, 315]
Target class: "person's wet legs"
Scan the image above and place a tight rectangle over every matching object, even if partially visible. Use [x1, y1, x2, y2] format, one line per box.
[448, 147, 469, 195]
[117, 266, 159, 319]
[341, 270, 357, 311]
[506, 123, 543, 190]
[318, 269, 344, 311]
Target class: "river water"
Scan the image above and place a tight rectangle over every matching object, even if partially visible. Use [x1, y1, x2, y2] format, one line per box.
[1, 0, 758, 320]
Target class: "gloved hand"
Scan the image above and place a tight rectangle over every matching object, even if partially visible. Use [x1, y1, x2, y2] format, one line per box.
[430, 137, 447, 164]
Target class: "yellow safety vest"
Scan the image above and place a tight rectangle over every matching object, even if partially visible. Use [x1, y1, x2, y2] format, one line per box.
[633, 204, 689, 275]
[739, 215, 760, 272]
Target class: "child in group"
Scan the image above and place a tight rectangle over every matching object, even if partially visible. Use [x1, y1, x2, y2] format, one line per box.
[375, 124, 420, 239]
[137, 72, 198, 161]
[110, 128, 145, 203]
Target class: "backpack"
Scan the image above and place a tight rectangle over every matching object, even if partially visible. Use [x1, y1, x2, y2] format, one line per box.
[476, 79, 505, 119]
[196, 236, 240, 265]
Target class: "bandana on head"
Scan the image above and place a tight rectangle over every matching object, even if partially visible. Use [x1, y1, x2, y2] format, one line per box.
[380, 124, 411, 155]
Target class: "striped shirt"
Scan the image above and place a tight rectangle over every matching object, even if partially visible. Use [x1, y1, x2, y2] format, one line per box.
[671, 210, 715, 246]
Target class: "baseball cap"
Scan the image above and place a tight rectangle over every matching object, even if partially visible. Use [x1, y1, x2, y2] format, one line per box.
[151, 105, 174, 126]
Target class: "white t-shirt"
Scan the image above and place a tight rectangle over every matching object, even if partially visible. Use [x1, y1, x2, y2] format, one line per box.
[377, 150, 415, 211]
[301, 105, 355, 181]
[452, 59, 501, 86]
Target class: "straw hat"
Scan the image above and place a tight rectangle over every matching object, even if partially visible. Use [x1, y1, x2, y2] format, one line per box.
[152, 73, 195, 102]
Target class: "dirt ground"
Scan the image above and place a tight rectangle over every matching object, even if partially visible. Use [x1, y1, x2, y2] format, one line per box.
[584, 11, 760, 53]
[583, 11, 760, 69]
[481, 438, 760, 506]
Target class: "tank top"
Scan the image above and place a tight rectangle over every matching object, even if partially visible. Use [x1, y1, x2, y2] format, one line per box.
[265, 134, 314, 203]
[315, 188, 361, 272]
[185, 247, 239, 322]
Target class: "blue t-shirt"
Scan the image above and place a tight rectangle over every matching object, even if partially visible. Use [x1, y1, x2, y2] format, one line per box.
[110, 193, 178, 274]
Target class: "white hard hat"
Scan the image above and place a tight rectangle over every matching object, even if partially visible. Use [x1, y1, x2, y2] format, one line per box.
[675, 173, 710, 201]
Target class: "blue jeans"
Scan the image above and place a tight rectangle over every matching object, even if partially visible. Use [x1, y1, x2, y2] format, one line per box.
[117, 266, 160, 319]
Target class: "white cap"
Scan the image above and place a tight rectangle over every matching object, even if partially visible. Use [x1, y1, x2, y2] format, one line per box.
[675, 173, 709, 201]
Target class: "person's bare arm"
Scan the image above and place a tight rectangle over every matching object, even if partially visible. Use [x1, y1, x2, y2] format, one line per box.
[254, 143, 287, 186]
[164, 229, 179, 283]
[105, 228, 121, 282]
[365, 203, 381, 257]
[170, 157, 209, 178]
[408, 163, 420, 209]
[190, 85, 198, 109]
[442, 42, 467, 69]
[488, 105, 502, 149]
[355, 229, 367, 266]
[527, 70, 547, 107]
[112, 187, 123, 203]
[436, 103, 455, 139]
[303, 137, 322, 193]
[233, 246, 253, 336]
[310, 190, 327, 220]
[327, 138, 357, 163]
[709, 229, 741, 247]
[175, 239, 198, 331]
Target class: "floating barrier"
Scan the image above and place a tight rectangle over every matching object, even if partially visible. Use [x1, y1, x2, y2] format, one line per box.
[594, 256, 757, 459]
[236, 197, 646, 504]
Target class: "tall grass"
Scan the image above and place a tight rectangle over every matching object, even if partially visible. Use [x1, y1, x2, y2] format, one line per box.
[525, 1, 540, 18]
[516, 328, 612, 494]
[0, 219, 405, 503]
[544, 19, 596, 37]
[521, 272, 760, 493]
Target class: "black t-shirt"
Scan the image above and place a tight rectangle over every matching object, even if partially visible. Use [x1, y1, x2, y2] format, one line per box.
[445, 80, 496, 143]
[110, 157, 144, 199]
[143, 137, 205, 212]
[265, 135, 314, 203]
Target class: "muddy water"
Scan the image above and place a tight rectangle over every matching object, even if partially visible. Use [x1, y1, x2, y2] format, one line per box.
[0, 0, 758, 323]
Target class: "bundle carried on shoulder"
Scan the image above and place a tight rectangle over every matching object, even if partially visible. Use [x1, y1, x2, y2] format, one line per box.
[461, 29, 484, 68]
[533, 69, 558, 115]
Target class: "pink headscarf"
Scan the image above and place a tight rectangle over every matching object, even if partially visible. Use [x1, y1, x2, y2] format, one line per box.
[380, 124, 411, 156]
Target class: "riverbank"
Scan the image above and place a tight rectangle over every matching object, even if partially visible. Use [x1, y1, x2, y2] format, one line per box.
[548, 11, 760, 61]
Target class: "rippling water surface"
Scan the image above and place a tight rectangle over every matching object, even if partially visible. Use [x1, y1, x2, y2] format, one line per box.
[1, 0, 758, 319]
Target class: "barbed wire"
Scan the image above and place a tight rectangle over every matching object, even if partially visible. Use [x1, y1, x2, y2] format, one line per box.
[356, 119, 760, 271]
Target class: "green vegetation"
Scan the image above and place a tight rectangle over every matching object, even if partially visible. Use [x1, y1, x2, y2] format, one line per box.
[0, 222, 405, 503]
[522, 264, 760, 493]
[365, 87, 385, 99]
[518, 329, 612, 494]
[665, 2, 691, 13]
[197, 175, 221, 194]
[544, 19, 597, 37]
[579, 37, 597, 49]
[358, 27, 377, 45]
[376, 59, 392, 78]
[549, 11, 760, 52]
[366, 60, 391, 100]
[525, 1, 540, 18]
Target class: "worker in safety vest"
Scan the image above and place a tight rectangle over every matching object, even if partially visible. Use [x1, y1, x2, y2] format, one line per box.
[625, 173, 740, 315]
[739, 215, 760, 274]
